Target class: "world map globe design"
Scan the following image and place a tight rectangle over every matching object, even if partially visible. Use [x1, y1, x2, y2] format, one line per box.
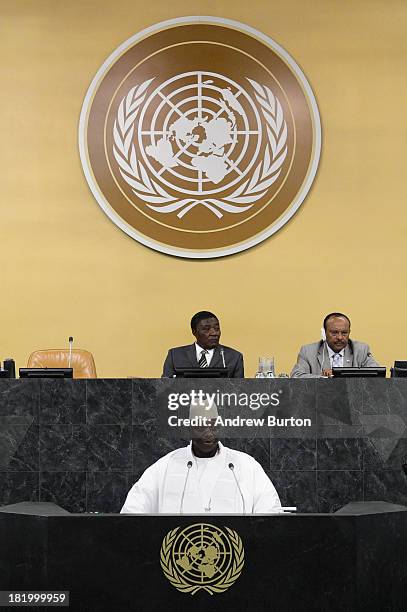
[80, 17, 321, 257]
[172, 523, 233, 583]
[138, 71, 262, 196]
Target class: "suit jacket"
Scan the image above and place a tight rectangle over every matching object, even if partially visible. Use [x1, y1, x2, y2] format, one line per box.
[162, 344, 244, 378]
[290, 339, 379, 378]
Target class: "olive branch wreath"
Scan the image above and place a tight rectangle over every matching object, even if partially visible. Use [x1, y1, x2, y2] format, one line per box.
[159, 526, 244, 595]
[113, 78, 287, 219]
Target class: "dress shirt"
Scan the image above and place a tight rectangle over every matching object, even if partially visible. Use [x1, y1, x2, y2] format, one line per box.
[195, 343, 214, 366]
[327, 345, 344, 368]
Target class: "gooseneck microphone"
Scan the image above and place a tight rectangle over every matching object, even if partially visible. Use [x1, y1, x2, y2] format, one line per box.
[220, 348, 226, 368]
[321, 342, 329, 376]
[180, 461, 193, 514]
[320, 328, 328, 376]
[229, 462, 246, 514]
[68, 336, 74, 369]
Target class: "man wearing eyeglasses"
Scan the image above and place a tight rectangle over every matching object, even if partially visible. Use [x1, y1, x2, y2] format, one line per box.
[290, 312, 379, 378]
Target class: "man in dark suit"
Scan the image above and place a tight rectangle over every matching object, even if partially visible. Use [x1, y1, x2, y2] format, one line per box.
[162, 311, 244, 378]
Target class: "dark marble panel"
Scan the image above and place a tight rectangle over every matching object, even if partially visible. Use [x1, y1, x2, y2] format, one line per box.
[40, 471, 86, 513]
[0, 472, 39, 505]
[5, 379, 407, 517]
[360, 415, 406, 464]
[133, 389, 160, 433]
[132, 425, 182, 480]
[364, 469, 407, 506]
[362, 378, 392, 415]
[87, 472, 133, 513]
[316, 378, 363, 436]
[132, 380, 185, 476]
[273, 378, 317, 419]
[132, 401, 158, 437]
[268, 422, 316, 440]
[268, 470, 317, 512]
[363, 436, 407, 469]
[132, 378, 158, 418]
[223, 437, 270, 469]
[40, 379, 86, 424]
[40, 425, 88, 471]
[87, 379, 132, 425]
[385, 380, 407, 430]
[362, 378, 407, 416]
[41, 425, 132, 473]
[317, 438, 364, 471]
[361, 381, 407, 478]
[318, 426, 364, 443]
[0, 379, 39, 423]
[270, 438, 316, 470]
[0, 423, 38, 471]
[317, 470, 363, 513]
[87, 425, 132, 472]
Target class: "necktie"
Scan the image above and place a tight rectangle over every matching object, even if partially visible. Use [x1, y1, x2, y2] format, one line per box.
[199, 350, 208, 368]
[332, 353, 342, 368]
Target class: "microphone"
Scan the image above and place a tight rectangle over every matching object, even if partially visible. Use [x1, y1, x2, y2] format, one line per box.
[68, 336, 74, 369]
[320, 328, 328, 376]
[180, 461, 193, 514]
[220, 348, 226, 368]
[228, 462, 245, 514]
[321, 342, 329, 376]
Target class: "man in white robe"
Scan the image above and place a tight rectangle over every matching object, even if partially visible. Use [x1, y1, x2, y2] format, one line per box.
[121, 399, 281, 514]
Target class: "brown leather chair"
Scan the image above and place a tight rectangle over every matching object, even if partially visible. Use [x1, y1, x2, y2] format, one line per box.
[27, 349, 97, 379]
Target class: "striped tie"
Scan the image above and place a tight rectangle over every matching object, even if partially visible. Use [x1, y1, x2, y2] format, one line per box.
[332, 353, 342, 368]
[199, 350, 208, 368]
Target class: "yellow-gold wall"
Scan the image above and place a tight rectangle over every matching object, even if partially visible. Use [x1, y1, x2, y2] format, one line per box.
[1, 0, 406, 377]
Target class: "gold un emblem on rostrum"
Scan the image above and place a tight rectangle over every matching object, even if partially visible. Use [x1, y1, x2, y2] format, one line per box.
[160, 522, 244, 594]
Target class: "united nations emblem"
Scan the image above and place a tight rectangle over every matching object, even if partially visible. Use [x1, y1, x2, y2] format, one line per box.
[160, 523, 244, 595]
[79, 17, 321, 258]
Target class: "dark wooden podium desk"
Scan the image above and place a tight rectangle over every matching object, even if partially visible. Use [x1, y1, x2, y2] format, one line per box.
[0, 501, 406, 612]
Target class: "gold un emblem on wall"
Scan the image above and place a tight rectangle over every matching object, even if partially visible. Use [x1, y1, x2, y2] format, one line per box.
[160, 523, 244, 594]
[79, 17, 321, 258]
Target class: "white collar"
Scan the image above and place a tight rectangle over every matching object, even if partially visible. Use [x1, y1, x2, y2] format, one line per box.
[187, 440, 224, 459]
[195, 343, 215, 360]
[327, 344, 344, 358]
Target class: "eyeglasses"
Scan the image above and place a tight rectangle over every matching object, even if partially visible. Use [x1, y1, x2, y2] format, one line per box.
[328, 331, 349, 337]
